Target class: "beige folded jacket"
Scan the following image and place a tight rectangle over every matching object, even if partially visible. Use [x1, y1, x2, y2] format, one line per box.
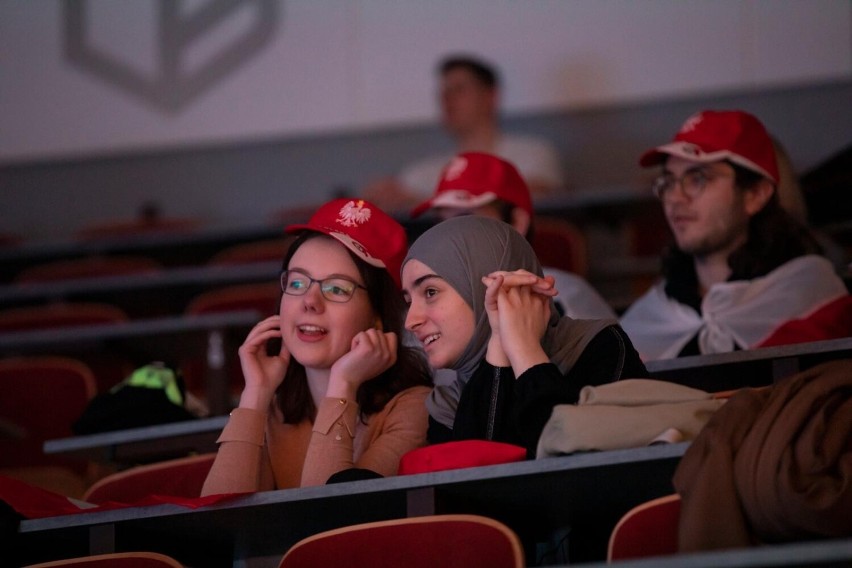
[536, 379, 726, 458]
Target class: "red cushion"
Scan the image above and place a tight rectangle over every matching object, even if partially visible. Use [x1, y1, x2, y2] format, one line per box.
[0, 473, 247, 519]
[609, 494, 681, 561]
[398, 440, 527, 475]
[281, 515, 524, 568]
[0, 474, 85, 518]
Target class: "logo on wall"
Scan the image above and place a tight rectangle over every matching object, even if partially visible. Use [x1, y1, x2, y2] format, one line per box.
[63, 0, 278, 113]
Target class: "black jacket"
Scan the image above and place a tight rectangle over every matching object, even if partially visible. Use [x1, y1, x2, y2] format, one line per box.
[428, 325, 648, 457]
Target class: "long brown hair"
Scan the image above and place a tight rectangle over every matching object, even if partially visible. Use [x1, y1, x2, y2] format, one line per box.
[662, 161, 823, 305]
[275, 232, 432, 424]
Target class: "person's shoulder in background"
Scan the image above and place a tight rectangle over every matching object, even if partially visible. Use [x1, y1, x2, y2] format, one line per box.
[496, 134, 565, 195]
[362, 154, 451, 212]
[544, 266, 616, 320]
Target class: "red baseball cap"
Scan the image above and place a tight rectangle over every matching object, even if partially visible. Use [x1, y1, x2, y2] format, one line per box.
[410, 152, 533, 218]
[285, 198, 407, 288]
[639, 110, 779, 183]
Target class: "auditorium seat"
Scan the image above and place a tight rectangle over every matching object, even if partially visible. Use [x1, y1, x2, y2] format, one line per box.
[0, 302, 135, 392]
[82, 453, 216, 505]
[608, 493, 681, 562]
[15, 255, 163, 284]
[22, 551, 185, 568]
[0, 356, 97, 498]
[0, 301, 129, 331]
[209, 237, 293, 265]
[279, 514, 525, 568]
[75, 216, 200, 242]
[530, 216, 589, 277]
[0, 232, 23, 247]
[180, 283, 278, 400]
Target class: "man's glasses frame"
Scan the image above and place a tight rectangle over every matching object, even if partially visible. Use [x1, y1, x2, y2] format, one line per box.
[651, 166, 734, 201]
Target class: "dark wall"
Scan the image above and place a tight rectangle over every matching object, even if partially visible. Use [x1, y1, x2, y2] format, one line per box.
[3, 80, 851, 241]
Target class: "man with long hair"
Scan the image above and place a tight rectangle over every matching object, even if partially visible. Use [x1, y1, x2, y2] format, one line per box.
[364, 55, 563, 210]
[620, 110, 849, 361]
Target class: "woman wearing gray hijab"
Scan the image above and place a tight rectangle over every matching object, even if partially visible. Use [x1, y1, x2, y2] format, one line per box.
[402, 216, 648, 456]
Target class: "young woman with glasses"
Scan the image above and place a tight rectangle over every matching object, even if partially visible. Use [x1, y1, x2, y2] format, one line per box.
[202, 199, 432, 494]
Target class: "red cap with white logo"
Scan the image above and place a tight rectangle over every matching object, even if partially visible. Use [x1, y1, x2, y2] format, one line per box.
[639, 110, 778, 183]
[410, 152, 533, 218]
[285, 198, 407, 288]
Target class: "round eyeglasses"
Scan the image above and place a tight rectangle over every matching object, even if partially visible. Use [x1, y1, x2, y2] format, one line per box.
[651, 167, 733, 201]
[280, 270, 367, 303]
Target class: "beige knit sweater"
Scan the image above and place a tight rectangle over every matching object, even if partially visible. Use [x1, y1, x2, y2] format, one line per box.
[201, 386, 430, 495]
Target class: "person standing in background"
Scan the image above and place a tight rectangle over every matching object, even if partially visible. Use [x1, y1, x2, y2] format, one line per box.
[364, 55, 564, 211]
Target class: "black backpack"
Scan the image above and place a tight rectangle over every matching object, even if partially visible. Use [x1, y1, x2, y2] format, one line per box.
[73, 362, 196, 434]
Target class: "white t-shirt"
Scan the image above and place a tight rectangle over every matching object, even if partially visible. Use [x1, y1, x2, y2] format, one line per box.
[400, 135, 564, 197]
[545, 267, 616, 320]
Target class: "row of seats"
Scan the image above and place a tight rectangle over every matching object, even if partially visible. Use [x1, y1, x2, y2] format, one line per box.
[18, 514, 524, 567]
[4, 215, 591, 282]
[0, 356, 96, 498]
[10, 237, 292, 283]
[0, 201, 327, 248]
[0, 289, 276, 396]
[0, 237, 318, 497]
[12, 447, 670, 566]
[0, 238, 291, 394]
[1, 216, 594, 396]
[0, 268, 260, 493]
[2, 215, 651, 566]
[4, 213, 203, 250]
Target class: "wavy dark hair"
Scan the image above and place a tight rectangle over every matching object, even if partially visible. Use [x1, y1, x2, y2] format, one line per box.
[488, 198, 536, 243]
[439, 55, 499, 89]
[274, 232, 432, 424]
[662, 161, 823, 306]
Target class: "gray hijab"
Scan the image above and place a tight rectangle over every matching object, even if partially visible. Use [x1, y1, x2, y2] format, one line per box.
[403, 216, 616, 428]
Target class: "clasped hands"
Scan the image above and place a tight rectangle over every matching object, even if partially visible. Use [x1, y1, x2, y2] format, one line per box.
[482, 270, 556, 377]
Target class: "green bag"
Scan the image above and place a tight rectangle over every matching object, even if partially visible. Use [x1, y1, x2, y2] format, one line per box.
[72, 362, 196, 434]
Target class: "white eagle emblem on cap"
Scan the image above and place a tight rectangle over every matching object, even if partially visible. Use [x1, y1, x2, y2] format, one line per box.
[444, 156, 468, 181]
[680, 112, 704, 133]
[337, 200, 372, 227]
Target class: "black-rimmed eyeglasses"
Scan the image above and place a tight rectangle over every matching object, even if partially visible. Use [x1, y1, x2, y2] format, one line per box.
[280, 270, 367, 303]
